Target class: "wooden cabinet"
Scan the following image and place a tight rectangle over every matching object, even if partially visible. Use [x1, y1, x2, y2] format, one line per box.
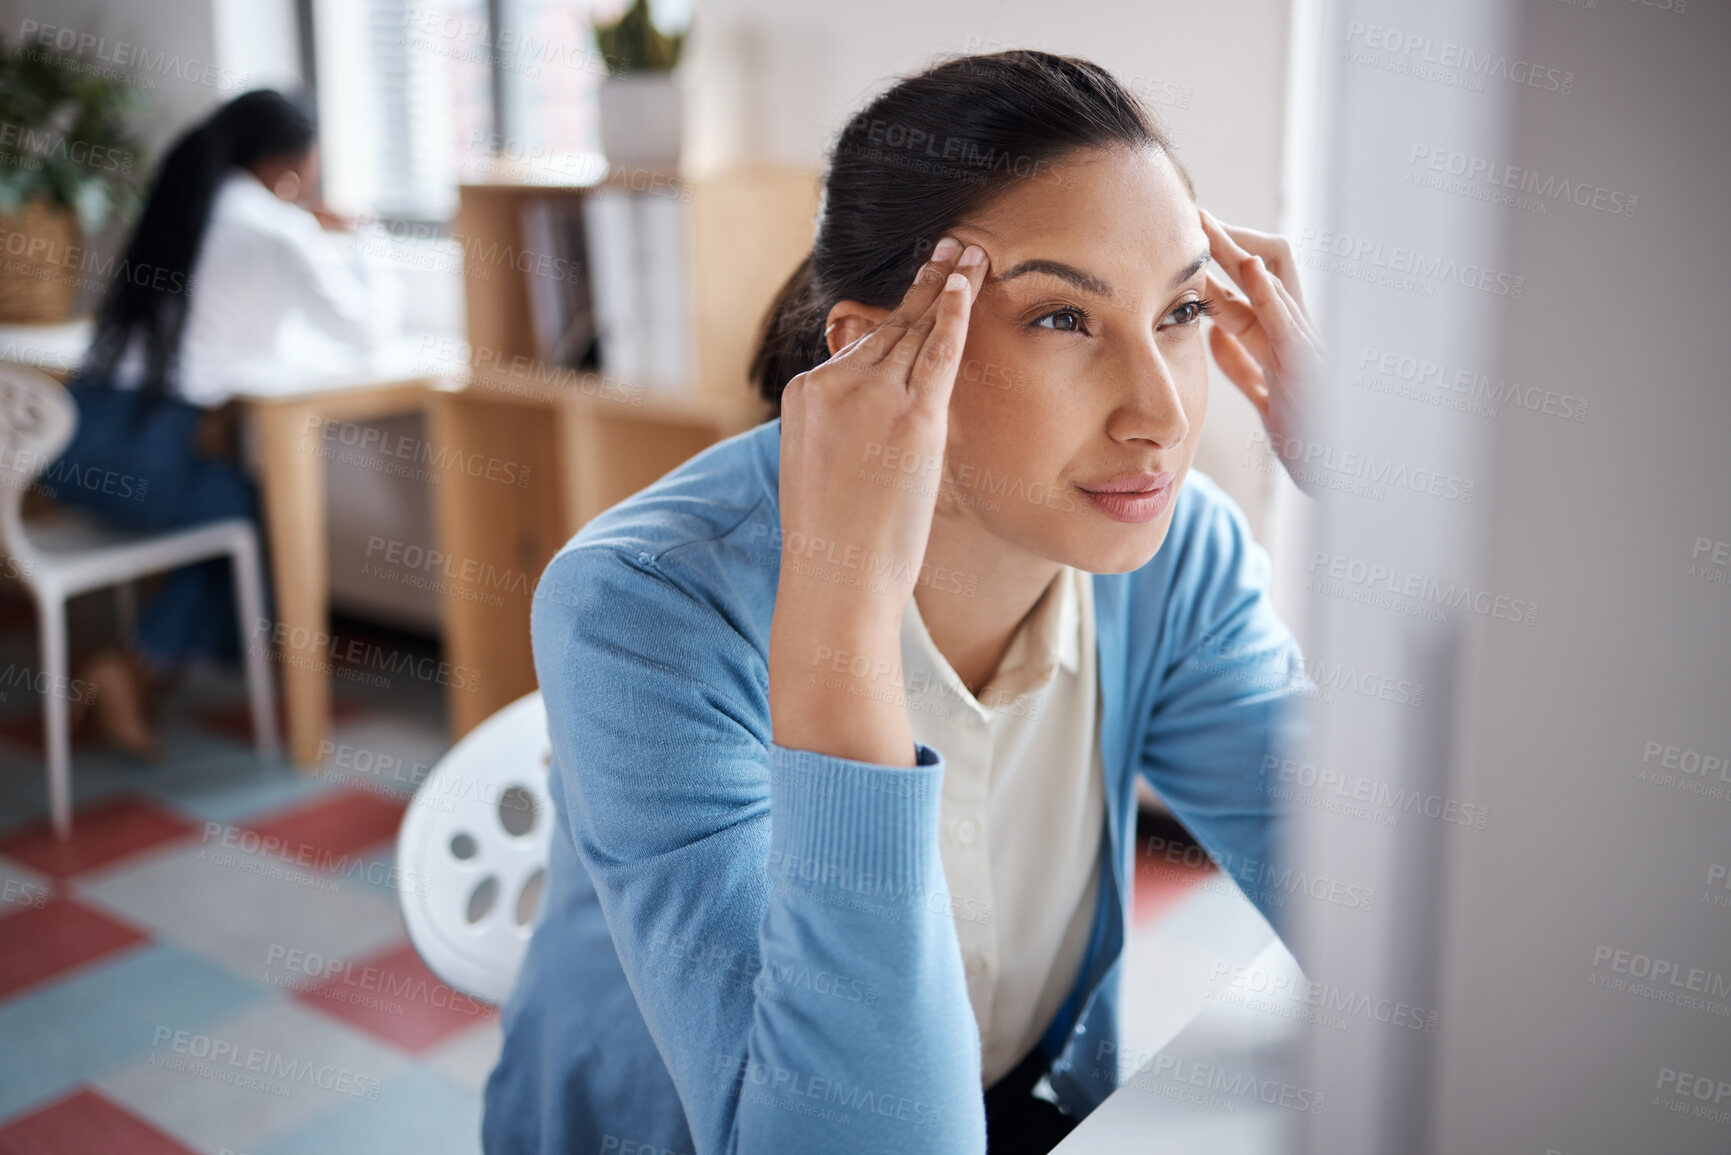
[432, 166, 818, 736]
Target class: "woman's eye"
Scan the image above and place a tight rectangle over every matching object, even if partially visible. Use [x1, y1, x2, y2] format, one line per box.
[1034, 309, 1086, 332]
[1165, 301, 1204, 327]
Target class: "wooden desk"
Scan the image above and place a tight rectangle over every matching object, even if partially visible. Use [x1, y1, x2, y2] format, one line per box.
[237, 374, 444, 766]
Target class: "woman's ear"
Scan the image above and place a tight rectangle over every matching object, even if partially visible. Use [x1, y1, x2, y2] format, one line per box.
[824, 300, 892, 357]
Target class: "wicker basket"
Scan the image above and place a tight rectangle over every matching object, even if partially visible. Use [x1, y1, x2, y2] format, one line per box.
[0, 199, 82, 324]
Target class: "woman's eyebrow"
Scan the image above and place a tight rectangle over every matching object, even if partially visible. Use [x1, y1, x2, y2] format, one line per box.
[993, 249, 1214, 298]
[994, 259, 1113, 297]
[1170, 249, 1212, 288]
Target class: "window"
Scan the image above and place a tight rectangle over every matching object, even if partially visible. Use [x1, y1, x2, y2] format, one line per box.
[310, 0, 618, 223]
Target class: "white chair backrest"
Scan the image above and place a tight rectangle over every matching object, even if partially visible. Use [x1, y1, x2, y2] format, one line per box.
[397, 690, 553, 1006]
[0, 365, 77, 569]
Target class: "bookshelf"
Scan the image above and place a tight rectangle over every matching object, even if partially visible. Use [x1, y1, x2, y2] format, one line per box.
[430, 164, 819, 735]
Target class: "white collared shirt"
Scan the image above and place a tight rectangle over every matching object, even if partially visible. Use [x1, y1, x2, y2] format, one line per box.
[112, 171, 402, 405]
[902, 565, 1106, 1086]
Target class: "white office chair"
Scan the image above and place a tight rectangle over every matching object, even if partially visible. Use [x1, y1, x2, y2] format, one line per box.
[398, 690, 552, 1005]
[0, 365, 280, 839]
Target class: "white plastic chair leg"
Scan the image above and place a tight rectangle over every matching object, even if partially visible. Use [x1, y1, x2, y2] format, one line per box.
[232, 535, 280, 758]
[114, 581, 136, 638]
[37, 593, 71, 840]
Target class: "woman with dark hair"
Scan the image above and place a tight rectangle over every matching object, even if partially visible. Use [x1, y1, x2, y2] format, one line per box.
[44, 88, 400, 756]
[484, 50, 1321, 1155]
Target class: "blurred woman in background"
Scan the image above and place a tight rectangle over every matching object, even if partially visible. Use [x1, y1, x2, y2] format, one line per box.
[44, 88, 400, 757]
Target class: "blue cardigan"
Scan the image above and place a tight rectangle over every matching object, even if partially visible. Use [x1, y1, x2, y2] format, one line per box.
[483, 419, 1309, 1154]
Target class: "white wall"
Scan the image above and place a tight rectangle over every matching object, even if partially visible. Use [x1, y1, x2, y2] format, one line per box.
[681, 0, 1296, 543]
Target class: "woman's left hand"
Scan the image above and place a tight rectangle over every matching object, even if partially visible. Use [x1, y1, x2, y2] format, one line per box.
[1198, 208, 1325, 495]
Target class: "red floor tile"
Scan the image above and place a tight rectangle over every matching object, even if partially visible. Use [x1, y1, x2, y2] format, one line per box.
[0, 795, 198, 880]
[293, 939, 496, 1053]
[0, 1087, 197, 1155]
[1132, 851, 1217, 927]
[0, 710, 59, 756]
[0, 897, 148, 1000]
[243, 788, 407, 868]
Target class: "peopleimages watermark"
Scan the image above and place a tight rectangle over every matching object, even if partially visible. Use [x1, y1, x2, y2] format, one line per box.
[262, 943, 491, 1020]
[363, 535, 534, 608]
[1706, 863, 1731, 911]
[17, 20, 250, 92]
[1261, 754, 1491, 831]
[0, 442, 149, 504]
[639, 928, 888, 1008]
[1342, 20, 1576, 95]
[1588, 944, 1731, 1017]
[412, 335, 647, 406]
[1637, 737, 1731, 804]
[1653, 1066, 1731, 1126]
[1092, 1042, 1327, 1115]
[464, 132, 693, 202]
[1, 877, 50, 911]
[850, 440, 1094, 519]
[198, 821, 431, 896]
[307, 415, 532, 488]
[0, 658, 96, 706]
[1141, 832, 1376, 915]
[249, 618, 482, 693]
[148, 1025, 381, 1100]
[402, 7, 621, 79]
[599, 1138, 689, 1155]
[1687, 535, 1730, 590]
[767, 846, 995, 929]
[804, 640, 1043, 723]
[0, 120, 136, 177]
[1307, 548, 1539, 627]
[1207, 958, 1439, 1034]
[1407, 143, 1637, 220]
[1295, 227, 1525, 299]
[714, 1053, 944, 1130]
[0, 220, 194, 299]
[1354, 343, 1589, 423]
[1249, 428, 1476, 505]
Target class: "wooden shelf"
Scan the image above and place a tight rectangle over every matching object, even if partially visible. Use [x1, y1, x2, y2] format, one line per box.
[433, 165, 817, 734]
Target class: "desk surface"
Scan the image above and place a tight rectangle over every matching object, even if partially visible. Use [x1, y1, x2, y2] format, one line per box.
[1053, 883, 1304, 1154]
[0, 318, 90, 374]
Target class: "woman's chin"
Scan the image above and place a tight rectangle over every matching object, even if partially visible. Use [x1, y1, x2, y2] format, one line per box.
[1055, 523, 1175, 576]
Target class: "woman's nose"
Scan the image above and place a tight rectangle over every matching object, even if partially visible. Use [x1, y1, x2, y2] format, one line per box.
[1103, 344, 1192, 449]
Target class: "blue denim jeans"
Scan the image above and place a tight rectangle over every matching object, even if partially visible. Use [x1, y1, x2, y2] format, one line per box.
[39, 380, 266, 670]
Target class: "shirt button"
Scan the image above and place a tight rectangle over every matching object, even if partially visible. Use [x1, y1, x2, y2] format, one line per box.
[965, 956, 985, 977]
[955, 819, 979, 845]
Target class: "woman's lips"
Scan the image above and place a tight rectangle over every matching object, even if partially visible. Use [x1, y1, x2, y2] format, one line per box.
[1076, 473, 1178, 524]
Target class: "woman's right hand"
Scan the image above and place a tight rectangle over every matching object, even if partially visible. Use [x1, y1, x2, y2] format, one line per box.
[769, 236, 989, 766]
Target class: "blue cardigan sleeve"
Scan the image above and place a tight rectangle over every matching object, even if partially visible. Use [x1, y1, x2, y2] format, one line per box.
[1137, 483, 1313, 939]
[531, 545, 986, 1154]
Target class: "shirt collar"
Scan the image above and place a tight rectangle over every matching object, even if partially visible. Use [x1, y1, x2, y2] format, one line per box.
[902, 565, 1083, 715]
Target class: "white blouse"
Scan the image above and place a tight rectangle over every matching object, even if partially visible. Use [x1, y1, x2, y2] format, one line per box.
[901, 565, 1106, 1086]
[112, 170, 401, 406]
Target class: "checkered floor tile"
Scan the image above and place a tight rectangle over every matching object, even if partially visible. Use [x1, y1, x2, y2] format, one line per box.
[0, 614, 501, 1154]
[0, 603, 1234, 1153]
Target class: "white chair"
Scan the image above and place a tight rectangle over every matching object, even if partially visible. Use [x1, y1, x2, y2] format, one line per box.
[0, 365, 280, 839]
[397, 690, 552, 1005]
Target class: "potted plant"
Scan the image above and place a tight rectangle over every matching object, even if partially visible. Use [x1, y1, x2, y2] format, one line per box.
[593, 0, 689, 171]
[0, 35, 146, 323]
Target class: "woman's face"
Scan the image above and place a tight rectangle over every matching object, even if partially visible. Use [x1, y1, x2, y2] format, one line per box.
[941, 145, 1211, 574]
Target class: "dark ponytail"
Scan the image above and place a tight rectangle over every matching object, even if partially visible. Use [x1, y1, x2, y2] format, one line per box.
[83, 89, 317, 400]
[749, 50, 1184, 412]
